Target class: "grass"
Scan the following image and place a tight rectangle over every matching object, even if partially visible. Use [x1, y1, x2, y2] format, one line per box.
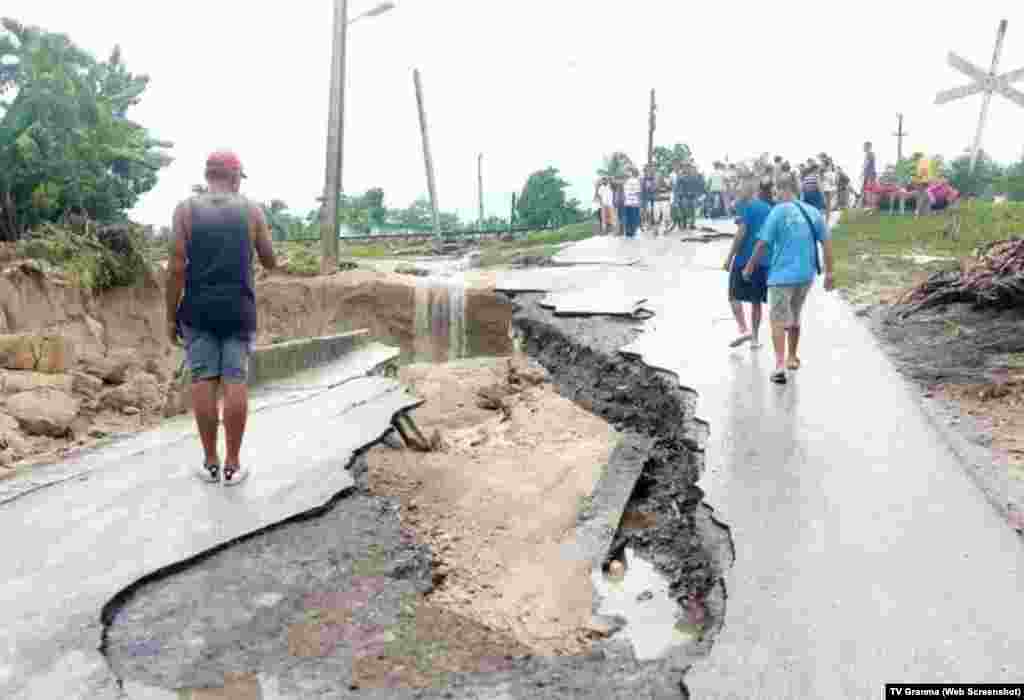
[829, 201, 1024, 304]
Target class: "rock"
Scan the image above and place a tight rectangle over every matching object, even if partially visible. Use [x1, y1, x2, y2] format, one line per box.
[71, 371, 105, 399]
[607, 560, 625, 578]
[637, 590, 654, 602]
[122, 406, 140, 416]
[394, 264, 430, 278]
[584, 614, 627, 638]
[6, 389, 80, 437]
[0, 370, 74, 395]
[101, 372, 162, 413]
[0, 308, 7, 334]
[80, 349, 139, 385]
[69, 417, 92, 438]
[0, 411, 28, 457]
[0, 333, 76, 374]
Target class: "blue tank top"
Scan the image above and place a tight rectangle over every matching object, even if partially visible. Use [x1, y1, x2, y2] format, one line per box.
[177, 194, 257, 338]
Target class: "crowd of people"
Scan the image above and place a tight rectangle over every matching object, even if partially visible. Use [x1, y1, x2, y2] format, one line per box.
[594, 152, 839, 385]
[859, 141, 961, 215]
[594, 152, 854, 240]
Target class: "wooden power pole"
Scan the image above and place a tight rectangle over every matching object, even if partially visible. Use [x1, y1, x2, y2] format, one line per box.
[320, 0, 348, 274]
[647, 89, 657, 165]
[413, 69, 441, 244]
[478, 153, 484, 228]
[893, 113, 908, 162]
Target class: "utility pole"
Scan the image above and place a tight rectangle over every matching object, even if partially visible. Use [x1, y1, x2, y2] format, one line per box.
[893, 113, 908, 162]
[413, 69, 441, 246]
[478, 153, 484, 229]
[647, 89, 657, 165]
[320, 0, 347, 274]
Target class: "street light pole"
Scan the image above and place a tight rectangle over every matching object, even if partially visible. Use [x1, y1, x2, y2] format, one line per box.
[321, 0, 347, 274]
[320, 0, 394, 275]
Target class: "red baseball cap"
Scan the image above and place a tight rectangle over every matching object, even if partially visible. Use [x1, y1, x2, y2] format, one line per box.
[205, 150, 247, 178]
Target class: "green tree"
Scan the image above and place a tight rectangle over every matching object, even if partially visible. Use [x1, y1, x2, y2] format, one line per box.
[0, 18, 171, 241]
[651, 143, 692, 178]
[517, 167, 576, 228]
[997, 155, 1024, 202]
[597, 152, 633, 179]
[945, 150, 1003, 198]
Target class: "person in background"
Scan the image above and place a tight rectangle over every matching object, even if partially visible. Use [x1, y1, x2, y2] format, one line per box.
[742, 173, 835, 385]
[836, 167, 851, 209]
[723, 181, 773, 350]
[862, 141, 878, 208]
[706, 162, 726, 218]
[675, 162, 705, 231]
[596, 178, 617, 235]
[820, 162, 838, 218]
[623, 167, 643, 238]
[669, 161, 685, 233]
[801, 162, 826, 212]
[653, 171, 673, 236]
[641, 164, 658, 231]
[612, 177, 626, 236]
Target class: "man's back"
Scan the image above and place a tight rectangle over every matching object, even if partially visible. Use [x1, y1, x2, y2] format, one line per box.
[757, 200, 825, 286]
[178, 193, 257, 338]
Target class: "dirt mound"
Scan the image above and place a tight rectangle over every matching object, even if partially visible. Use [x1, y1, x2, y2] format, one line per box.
[0, 257, 175, 474]
[367, 356, 619, 655]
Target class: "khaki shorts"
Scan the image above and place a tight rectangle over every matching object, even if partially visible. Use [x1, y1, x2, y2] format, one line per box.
[768, 284, 812, 327]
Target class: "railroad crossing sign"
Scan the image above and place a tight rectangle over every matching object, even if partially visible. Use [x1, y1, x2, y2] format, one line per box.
[935, 19, 1024, 173]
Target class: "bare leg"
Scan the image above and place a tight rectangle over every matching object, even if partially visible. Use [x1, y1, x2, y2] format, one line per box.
[771, 321, 787, 371]
[787, 325, 801, 367]
[751, 303, 763, 345]
[191, 379, 221, 465]
[730, 300, 748, 335]
[222, 382, 249, 467]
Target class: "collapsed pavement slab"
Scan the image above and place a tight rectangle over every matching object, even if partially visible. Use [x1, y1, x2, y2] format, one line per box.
[0, 346, 419, 699]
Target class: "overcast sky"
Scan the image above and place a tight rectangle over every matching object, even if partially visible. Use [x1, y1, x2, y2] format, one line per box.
[6, 1, 1024, 227]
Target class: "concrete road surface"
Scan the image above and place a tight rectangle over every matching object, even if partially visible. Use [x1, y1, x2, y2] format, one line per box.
[498, 226, 1024, 698]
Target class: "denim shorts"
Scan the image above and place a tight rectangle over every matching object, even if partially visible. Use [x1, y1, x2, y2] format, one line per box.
[182, 326, 253, 384]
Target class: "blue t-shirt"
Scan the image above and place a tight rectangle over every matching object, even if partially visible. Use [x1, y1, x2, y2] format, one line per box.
[735, 199, 772, 268]
[756, 200, 830, 286]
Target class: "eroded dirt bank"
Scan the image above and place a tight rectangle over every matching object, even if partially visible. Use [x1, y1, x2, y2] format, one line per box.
[506, 295, 731, 663]
[0, 262, 511, 477]
[367, 356, 619, 656]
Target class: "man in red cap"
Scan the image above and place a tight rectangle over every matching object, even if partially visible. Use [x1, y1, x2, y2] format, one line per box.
[166, 150, 277, 485]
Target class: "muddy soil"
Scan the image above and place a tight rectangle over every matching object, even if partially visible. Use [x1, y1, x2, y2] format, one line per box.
[0, 260, 510, 477]
[367, 356, 619, 656]
[870, 302, 1024, 533]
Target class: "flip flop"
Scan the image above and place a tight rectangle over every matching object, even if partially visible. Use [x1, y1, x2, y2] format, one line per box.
[222, 464, 249, 487]
[729, 334, 752, 348]
[787, 358, 802, 370]
[195, 462, 220, 484]
[770, 370, 787, 384]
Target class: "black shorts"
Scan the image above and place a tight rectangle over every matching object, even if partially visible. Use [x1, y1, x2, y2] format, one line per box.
[729, 264, 768, 303]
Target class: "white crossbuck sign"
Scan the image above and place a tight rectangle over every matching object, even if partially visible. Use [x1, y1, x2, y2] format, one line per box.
[935, 20, 1024, 172]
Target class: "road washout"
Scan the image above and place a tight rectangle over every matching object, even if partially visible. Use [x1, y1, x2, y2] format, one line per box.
[368, 355, 619, 655]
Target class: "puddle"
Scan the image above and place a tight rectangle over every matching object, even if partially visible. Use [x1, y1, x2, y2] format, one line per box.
[591, 547, 699, 661]
[122, 673, 285, 699]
